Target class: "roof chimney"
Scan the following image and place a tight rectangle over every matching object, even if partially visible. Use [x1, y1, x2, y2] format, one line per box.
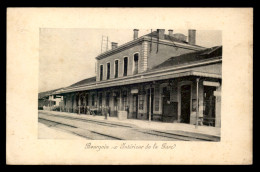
[188, 29, 196, 45]
[157, 29, 165, 39]
[133, 29, 139, 40]
[111, 42, 118, 50]
[168, 29, 173, 36]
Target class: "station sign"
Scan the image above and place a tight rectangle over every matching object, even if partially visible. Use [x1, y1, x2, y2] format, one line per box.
[131, 89, 139, 94]
[203, 81, 220, 87]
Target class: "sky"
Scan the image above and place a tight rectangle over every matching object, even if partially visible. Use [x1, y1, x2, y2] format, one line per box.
[39, 28, 222, 93]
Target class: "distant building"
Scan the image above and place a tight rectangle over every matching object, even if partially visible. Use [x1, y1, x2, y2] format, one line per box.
[38, 88, 63, 110]
[53, 29, 222, 127]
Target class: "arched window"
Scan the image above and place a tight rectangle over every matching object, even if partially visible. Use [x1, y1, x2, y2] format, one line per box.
[123, 57, 128, 76]
[133, 53, 139, 75]
[114, 60, 119, 78]
[107, 62, 110, 79]
[100, 65, 103, 81]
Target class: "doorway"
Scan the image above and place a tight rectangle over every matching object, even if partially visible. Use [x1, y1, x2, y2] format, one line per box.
[203, 86, 216, 126]
[113, 96, 118, 117]
[162, 87, 178, 122]
[180, 85, 191, 123]
[133, 94, 138, 119]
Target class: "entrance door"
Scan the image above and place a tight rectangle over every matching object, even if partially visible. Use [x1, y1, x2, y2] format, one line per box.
[113, 96, 118, 117]
[133, 95, 138, 119]
[162, 87, 178, 122]
[181, 85, 191, 123]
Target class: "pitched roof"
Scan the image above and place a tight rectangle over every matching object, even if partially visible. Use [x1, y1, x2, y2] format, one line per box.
[151, 46, 222, 71]
[69, 76, 96, 87]
[38, 88, 63, 99]
[96, 31, 205, 60]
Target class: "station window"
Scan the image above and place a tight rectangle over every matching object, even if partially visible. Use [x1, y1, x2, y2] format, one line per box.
[86, 94, 89, 106]
[80, 96, 84, 106]
[133, 53, 139, 75]
[92, 94, 95, 106]
[115, 60, 119, 78]
[100, 65, 103, 81]
[139, 95, 144, 110]
[99, 93, 102, 107]
[123, 57, 128, 76]
[106, 93, 110, 106]
[107, 63, 110, 79]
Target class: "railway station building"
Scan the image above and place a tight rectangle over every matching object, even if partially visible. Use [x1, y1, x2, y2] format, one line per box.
[53, 29, 222, 127]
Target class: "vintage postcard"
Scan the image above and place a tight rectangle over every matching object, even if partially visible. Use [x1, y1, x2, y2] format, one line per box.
[6, 8, 253, 165]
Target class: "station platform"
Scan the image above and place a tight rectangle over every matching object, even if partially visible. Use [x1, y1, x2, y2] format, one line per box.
[38, 110, 221, 139]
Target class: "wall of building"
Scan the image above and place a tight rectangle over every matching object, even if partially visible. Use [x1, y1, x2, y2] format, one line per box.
[146, 42, 197, 70]
[96, 43, 143, 81]
[96, 41, 201, 82]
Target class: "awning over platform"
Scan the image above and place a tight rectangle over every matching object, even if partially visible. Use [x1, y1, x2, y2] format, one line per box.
[54, 70, 221, 94]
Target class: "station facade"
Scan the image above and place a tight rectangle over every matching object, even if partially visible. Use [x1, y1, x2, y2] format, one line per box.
[54, 29, 222, 127]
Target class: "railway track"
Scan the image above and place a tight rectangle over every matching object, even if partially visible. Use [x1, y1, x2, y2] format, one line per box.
[40, 112, 133, 128]
[39, 118, 122, 140]
[38, 112, 219, 141]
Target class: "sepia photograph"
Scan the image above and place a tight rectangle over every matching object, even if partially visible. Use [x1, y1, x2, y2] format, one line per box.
[38, 28, 222, 141]
[6, 8, 252, 165]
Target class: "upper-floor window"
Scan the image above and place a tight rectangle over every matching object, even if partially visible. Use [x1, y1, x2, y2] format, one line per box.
[133, 53, 139, 75]
[107, 63, 110, 80]
[100, 65, 103, 81]
[115, 60, 119, 78]
[123, 57, 128, 76]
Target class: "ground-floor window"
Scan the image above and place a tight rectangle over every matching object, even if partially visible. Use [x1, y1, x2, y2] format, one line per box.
[86, 94, 89, 106]
[76, 96, 79, 106]
[80, 96, 84, 106]
[114, 96, 118, 111]
[139, 95, 144, 110]
[92, 94, 95, 106]
[123, 96, 127, 110]
[99, 93, 102, 107]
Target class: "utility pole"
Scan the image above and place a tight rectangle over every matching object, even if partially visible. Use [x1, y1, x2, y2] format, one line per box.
[101, 35, 109, 53]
